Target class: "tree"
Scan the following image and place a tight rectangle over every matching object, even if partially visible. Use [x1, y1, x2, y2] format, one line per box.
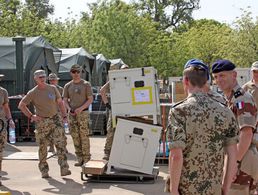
[133, 0, 200, 30]
[223, 10, 258, 67]
[24, 0, 54, 19]
[80, 0, 160, 68]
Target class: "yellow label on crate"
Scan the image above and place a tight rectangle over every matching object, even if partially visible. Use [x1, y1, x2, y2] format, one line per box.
[131, 86, 153, 105]
[151, 128, 158, 133]
[144, 69, 151, 74]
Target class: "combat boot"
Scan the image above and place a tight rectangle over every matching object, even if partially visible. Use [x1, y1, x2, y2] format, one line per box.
[74, 161, 83, 167]
[102, 154, 109, 161]
[41, 172, 50, 178]
[61, 168, 71, 176]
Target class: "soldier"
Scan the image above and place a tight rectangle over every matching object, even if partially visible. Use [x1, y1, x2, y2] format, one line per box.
[63, 64, 93, 166]
[100, 64, 129, 160]
[18, 70, 71, 178]
[0, 74, 15, 185]
[184, 59, 226, 104]
[212, 59, 257, 190]
[168, 60, 239, 194]
[47, 73, 67, 153]
[242, 61, 258, 109]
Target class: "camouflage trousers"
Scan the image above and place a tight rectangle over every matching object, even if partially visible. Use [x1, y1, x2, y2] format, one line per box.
[69, 111, 91, 163]
[0, 118, 7, 162]
[35, 114, 69, 174]
[104, 110, 115, 155]
[49, 114, 67, 150]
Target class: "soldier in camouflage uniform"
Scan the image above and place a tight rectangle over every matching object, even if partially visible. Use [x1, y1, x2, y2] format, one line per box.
[100, 64, 129, 160]
[212, 59, 257, 191]
[0, 74, 15, 185]
[47, 73, 67, 153]
[63, 64, 93, 166]
[167, 59, 239, 195]
[18, 70, 71, 178]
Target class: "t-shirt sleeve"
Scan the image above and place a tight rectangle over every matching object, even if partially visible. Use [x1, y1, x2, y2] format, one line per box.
[21, 90, 33, 105]
[167, 107, 186, 150]
[63, 83, 69, 98]
[85, 82, 93, 98]
[224, 109, 239, 146]
[2, 88, 9, 104]
[234, 95, 257, 130]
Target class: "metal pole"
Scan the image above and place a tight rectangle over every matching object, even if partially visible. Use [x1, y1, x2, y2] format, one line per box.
[12, 36, 25, 95]
[91, 53, 98, 86]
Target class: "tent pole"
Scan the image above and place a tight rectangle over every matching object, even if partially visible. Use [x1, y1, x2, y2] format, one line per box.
[12, 36, 26, 95]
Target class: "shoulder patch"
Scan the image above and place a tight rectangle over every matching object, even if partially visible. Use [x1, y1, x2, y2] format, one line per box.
[234, 90, 242, 98]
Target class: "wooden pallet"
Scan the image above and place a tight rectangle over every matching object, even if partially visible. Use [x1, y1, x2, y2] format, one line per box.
[155, 156, 168, 165]
[81, 167, 159, 184]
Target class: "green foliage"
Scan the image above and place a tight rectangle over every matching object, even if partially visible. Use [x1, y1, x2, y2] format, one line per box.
[0, 0, 258, 78]
[133, 0, 200, 30]
[25, 0, 54, 19]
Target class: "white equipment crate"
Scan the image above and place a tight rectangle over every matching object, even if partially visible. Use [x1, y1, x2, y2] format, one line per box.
[107, 117, 162, 175]
[109, 67, 161, 125]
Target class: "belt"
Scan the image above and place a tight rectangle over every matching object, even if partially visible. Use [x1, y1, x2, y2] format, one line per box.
[40, 114, 58, 119]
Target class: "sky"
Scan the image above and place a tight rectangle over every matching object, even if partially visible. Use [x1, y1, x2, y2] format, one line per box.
[49, 0, 258, 24]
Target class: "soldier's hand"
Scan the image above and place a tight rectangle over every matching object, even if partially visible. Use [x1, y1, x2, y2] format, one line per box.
[105, 103, 111, 110]
[31, 115, 42, 122]
[9, 119, 15, 128]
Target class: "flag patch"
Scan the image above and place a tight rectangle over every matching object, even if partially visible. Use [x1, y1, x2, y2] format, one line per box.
[236, 101, 244, 109]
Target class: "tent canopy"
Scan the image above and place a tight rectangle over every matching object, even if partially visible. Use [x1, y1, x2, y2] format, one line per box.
[56, 47, 95, 86]
[109, 58, 125, 70]
[0, 36, 60, 95]
[92, 54, 111, 86]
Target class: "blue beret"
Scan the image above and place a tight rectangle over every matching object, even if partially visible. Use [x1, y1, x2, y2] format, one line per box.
[184, 59, 209, 79]
[212, 60, 236, 73]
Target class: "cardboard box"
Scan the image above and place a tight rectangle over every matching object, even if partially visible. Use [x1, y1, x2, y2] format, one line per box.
[228, 184, 249, 195]
[82, 160, 107, 175]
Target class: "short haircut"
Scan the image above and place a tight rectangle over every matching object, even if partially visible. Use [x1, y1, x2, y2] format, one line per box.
[183, 66, 207, 88]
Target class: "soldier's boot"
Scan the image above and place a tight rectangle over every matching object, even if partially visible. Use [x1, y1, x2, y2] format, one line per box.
[102, 154, 109, 161]
[61, 168, 71, 176]
[83, 156, 91, 164]
[74, 157, 84, 167]
[164, 175, 170, 193]
[41, 172, 50, 178]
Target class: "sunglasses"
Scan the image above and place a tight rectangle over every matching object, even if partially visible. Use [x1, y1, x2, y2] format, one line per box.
[38, 76, 46, 79]
[71, 70, 80, 74]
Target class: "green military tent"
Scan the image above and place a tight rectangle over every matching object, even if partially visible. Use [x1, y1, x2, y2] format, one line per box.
[56, 47, 94, 87]
[92, 54, 110, 87]
[0, 36, 60, 95]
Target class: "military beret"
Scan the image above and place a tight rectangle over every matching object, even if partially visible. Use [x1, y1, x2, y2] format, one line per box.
[184, 59, 209, 79]
[212, 59, 236, 73]
[48, 73, 59, 80]
[34, 70, 46, 77]
[251, 61, 258, 71]
[70, 64, 82, 71]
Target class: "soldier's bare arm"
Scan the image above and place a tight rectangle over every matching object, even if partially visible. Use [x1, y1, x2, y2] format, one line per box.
[3, 103, 15, 128]
[222, 144, 237, 195]
[100, 81, 110, 104]
[18, 101, 40, 122]
[63, 97, 70, 111]
[169, 148, 183, 195]
[237, 127, 253, 161]
[57, 97, 67, 119]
